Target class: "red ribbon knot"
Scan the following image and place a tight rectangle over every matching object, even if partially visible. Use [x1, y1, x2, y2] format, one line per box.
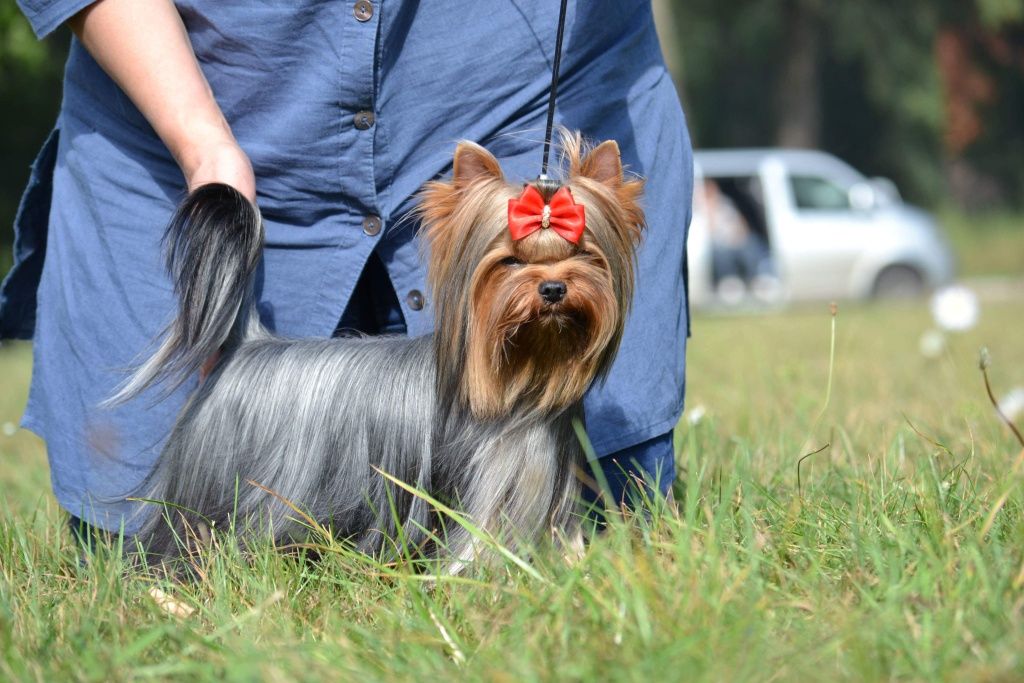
[508, 184, 586, 244]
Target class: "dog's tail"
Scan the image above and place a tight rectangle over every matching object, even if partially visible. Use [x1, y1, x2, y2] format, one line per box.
[109, 183, 264, 404]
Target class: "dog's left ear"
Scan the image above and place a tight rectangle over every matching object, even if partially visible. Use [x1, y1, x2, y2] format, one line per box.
[579, 140, 645, 239]
[580, 140, 624, 188]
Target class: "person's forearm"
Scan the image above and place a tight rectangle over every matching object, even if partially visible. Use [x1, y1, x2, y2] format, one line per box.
[69, 0, 254, 199]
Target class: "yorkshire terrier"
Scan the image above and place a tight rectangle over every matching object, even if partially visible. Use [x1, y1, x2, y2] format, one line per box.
[116, 133, 644, 569]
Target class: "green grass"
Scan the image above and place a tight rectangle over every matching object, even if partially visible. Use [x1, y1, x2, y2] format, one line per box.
[2, 301, 1024, 681]
[939, 210, 1024, 278]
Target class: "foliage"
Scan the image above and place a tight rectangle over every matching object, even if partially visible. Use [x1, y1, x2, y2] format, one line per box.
[2, 301, 1024, 680]
[940, 209, 1024, 276]
[0, 1, 68, 274]
[665, 0, 1024, 209]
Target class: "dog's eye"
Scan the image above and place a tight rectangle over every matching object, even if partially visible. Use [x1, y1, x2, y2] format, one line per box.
[500, 256, 525, 267]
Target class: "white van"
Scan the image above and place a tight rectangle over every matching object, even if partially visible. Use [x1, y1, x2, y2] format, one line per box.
[688, 149, 955, 307]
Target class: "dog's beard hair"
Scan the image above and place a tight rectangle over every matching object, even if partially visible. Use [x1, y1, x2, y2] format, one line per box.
[134, 132, 644, 571]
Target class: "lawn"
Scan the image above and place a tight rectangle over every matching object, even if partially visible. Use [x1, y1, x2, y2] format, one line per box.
[939, 210, 1024, 278]
[1, 300, 1023, 681]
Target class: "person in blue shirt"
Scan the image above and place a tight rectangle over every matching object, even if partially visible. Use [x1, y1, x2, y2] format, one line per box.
[1, 0, 692, 536]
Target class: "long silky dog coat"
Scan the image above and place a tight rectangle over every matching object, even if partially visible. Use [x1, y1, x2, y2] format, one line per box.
[117, 137, 644, 567]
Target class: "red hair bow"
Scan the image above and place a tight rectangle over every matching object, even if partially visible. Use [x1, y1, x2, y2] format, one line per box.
[508, 185, 586, 244]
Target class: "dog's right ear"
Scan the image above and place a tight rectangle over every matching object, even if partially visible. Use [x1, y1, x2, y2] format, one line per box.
[452, 142, 504, 187]
[418, 143, 502, 291]
[418, 142, 503, 227]
[418, 142, 504, 260]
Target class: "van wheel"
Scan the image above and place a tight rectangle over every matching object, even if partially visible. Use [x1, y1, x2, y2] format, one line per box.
[873, 265, 924, 299]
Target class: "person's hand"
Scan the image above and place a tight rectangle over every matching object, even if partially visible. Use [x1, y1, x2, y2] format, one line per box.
[178, 132, 256, 203]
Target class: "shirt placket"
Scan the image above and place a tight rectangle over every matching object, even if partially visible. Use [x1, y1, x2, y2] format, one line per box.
[326, 0, 402, 332]
[342, 0, 431, 334]
[340, 0, 382, 242]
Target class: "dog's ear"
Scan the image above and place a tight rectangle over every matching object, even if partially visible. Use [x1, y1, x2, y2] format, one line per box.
[418, 142, 503, 246]
[577, 140, 645, 241]
[579, 140, 624, 188]
[418, 142, 505, 294]
[453, 142, 504, 186]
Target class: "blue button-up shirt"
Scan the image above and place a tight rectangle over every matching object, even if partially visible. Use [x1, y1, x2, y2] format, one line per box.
[3, 0, 692, 531]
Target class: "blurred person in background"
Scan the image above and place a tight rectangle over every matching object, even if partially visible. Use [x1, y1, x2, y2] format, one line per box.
[704, 179, 774, 303]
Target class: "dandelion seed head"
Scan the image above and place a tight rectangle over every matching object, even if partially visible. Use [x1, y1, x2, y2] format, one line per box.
[918, 329, 945, 359]
[930, 285, 979, 332]
[998, 387, 1024, 422]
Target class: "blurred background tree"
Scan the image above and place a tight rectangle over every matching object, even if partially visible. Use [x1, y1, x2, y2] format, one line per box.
[0, 1, 66, 272]
[656, 0, 1024, 208]
[1, 0, 1022, 273]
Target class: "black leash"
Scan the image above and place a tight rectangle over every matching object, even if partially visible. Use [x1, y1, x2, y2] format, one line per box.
[538, 0, 570, 184]
[508, 0, 583, 244]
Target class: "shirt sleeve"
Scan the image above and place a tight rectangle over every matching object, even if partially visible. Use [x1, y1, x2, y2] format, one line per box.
[16, 0, 97, 38]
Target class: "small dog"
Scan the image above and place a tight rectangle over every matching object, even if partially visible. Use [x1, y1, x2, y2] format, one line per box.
[117, 133, 644, 569]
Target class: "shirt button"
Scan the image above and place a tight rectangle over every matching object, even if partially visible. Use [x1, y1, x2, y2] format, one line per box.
[406, 289, 425, 311]
[354, 110, 375, 130]
[353, 0, 373, 21]
[362, 215, 382, 236]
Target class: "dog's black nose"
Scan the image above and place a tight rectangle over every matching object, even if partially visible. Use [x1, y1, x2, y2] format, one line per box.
[539, 280, 567, 304]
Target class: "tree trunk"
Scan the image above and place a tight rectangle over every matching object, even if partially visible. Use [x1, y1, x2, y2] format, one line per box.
[652, 0, 695, 138]
[776, 0, 822, 148]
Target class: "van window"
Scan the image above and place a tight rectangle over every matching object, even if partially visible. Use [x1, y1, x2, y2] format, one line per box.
[790, 175, 850, 211]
